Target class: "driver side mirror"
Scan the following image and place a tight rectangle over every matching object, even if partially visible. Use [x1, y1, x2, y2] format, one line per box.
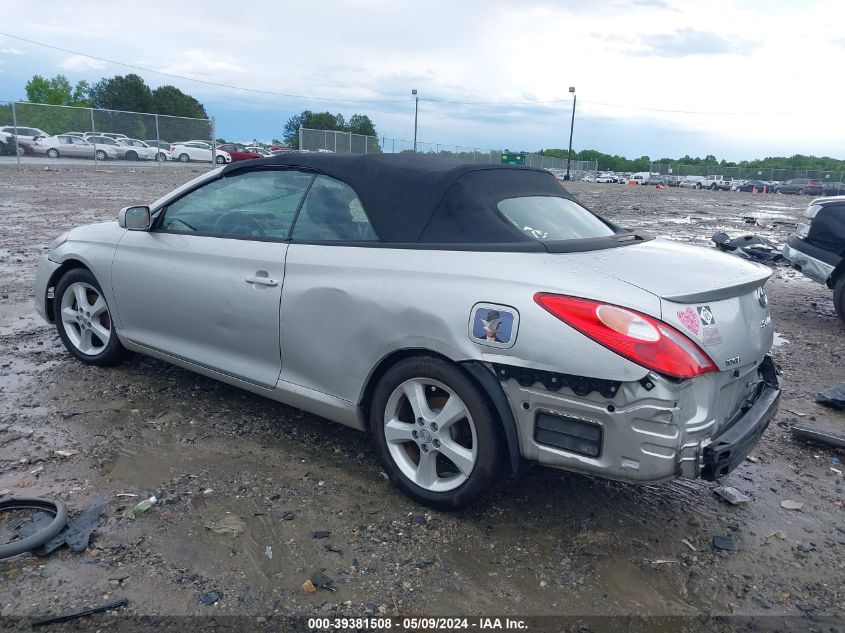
[118, 206, 151, 230]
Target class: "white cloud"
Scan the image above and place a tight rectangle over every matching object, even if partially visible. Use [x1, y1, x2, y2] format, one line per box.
[158, 50, 247, 80]
[58, 55, 107, 72]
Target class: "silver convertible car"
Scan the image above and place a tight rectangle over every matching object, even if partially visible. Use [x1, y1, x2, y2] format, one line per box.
[34, 154, 781, 509]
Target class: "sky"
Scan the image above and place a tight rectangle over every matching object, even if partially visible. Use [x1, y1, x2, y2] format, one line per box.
[1, 0, 843, 161]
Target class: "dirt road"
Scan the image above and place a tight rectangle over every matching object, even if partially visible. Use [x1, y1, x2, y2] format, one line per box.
[1, 167, 843, 629]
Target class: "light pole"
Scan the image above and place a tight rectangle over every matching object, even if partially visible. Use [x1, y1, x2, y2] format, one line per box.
[412, 89, 419, 152]
[565, 86, 576, 181]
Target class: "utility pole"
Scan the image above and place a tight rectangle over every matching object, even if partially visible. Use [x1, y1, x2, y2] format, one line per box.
[412, 89, 418, 152]
[565, 86, 576, 181]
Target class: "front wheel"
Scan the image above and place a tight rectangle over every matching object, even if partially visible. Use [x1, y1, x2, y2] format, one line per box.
[370, 356, 505, 510]
[797, 188, 804, 195]
[46, 148, 59, 159]
[834, 275, 845, 322]
[710, 183, 718, 190]
[215, 155, 226, 164]
[53, 268, 126, 366]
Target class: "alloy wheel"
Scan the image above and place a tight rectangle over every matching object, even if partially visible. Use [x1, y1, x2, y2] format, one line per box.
[383, 378, 477, 492]
[59, 282, 112, 355]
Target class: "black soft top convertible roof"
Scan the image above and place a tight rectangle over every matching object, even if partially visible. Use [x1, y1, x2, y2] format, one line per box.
[224, 153, 600, 248]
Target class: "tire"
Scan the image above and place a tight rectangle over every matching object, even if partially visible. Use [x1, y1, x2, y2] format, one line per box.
[46, 148, 59, 159]
[370, 355, 505, 510]
[156, 152, 167, 162]
[215, 155, 226, 164]
[179, 153, 190, 162]
[696, 183, 702, 189]
[776, 188, 781, 194]
[53, 268, 126, 366]
[125, 151, 138, 161]
[834, 275, 845, 323]
[710, 183, 718, 191]
[95, 149, 107, 161]
[797, 188, 804, 195]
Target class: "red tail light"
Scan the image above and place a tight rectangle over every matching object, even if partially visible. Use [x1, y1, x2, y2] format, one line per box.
[534, 293, 718, 379]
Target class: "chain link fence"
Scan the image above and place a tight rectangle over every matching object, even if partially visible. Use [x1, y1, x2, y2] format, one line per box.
[650, 162, 845, 184]
[299, 127, 598, 174]
[0, 101, 215, 167]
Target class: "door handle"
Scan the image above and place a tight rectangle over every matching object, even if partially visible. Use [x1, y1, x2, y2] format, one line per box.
[245, 274, 279, 287]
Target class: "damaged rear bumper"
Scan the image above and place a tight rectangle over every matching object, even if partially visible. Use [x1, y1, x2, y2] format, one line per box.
[701, 357, 782, 480]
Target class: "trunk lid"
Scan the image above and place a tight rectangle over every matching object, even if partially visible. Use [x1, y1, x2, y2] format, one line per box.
[575, 238, 774, 371]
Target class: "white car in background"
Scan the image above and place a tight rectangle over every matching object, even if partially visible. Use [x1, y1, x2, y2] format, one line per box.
[246, 146, 274, 157]
[1, 125, 49, 154]
[596, 173, 618, 183]
[31, 135, 119, 160]
[170, 141, 231, 164]
[117, 138, 170, 161]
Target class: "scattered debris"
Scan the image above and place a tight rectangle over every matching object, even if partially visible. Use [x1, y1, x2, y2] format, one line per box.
[681, 538, 697, 551]
[312, 530, 331, 539]
[815, 385, 845, 411]
[199, 591, 223, 605]
[265, 546, 272, 559]
[0, 498, 69, 560]
[310, 570, 335, 590]
[713, 535, 736, 551]
[203, 488, 213, 495]
[780, 500, 804, 511]
[21, 497, 109, 555]
[711, 232, 785, 263]
[132, 496, 157, 518]
[32, 599, 128, 626]
[783, 408, 806, 418]
[790, 425, 845, 449]
[115, 493, 137, 498]
[280, 511, 296, 521]
[205, 515, 245, 535]
[765, 531, 786, 540]
[831, 467, 843, 477]
[301, 579, 316, 594]
[714, 486, 751, 505]
[745, 455, 760, 464]
[29, 466, 43, 475]
[647, 559, 679, 565]
[54, 449, 78, 458]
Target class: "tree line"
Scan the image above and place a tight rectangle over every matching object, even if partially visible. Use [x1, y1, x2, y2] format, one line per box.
[538, 148, 845, 173]
[282, 111, 379, 150]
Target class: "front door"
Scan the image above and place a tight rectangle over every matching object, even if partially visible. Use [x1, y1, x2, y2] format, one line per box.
[111, 167, 314, 387]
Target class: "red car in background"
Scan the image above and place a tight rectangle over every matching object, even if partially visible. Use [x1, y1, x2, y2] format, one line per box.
[216, 143, 263, 161]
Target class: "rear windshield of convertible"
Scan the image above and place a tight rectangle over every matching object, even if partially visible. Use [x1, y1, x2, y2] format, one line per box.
[497, 196, 616, 241]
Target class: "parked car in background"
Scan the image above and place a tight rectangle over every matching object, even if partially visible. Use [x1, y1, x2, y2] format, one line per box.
[86, 135, 128, 158]
[702, 175, 733, 191]
[776, 179, 823, 196]
[33, 153, 780, 509]
[1, 126, 47, 155]
[117, 138, 170, 161]
[246, 146, 274, 157]
[81, 132, 128, 142]
[822, 182, 845, 196]
[679, 176, 705, 189]
[628, 172, 650, 185]
[145, 139, 173, 151]
[734, 179, 770, 192]
[31, 135, 118, 160]
[170, 141, 231, 164]
[646, 175, 670, 186]
[782, 196, 845, 321]
[217, 143, 263, 161]
[667, 175, 683, 187]
[0, 128, 17, 155]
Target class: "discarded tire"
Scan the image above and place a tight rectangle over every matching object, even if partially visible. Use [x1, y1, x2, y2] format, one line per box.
[0, 498, 68, 560]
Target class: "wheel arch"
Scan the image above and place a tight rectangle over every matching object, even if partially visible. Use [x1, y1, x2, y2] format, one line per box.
[44, 259, 91, 323]
[829, 259, 845, 289]
[357, 348, 522, 474]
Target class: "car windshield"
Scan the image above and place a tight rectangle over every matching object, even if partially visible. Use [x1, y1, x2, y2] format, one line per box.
[497, 196, 616, 241]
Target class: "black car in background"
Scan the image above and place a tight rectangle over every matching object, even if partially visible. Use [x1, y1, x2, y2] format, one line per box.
[736, 179, 770, 192]
[782, 196, 845, 321]
[776, 178, 824, 195]
[823, 182, 845, 196]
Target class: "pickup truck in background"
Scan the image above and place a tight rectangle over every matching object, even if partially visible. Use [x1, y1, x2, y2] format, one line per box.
[702, 175, 733, 191]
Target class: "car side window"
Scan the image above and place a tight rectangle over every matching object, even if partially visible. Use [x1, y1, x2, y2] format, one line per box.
[159, 169, 314, 240]
[291, 175, 378, 242]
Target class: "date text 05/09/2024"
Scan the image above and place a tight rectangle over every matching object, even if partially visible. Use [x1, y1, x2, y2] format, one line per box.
[307, 617, 528, 630]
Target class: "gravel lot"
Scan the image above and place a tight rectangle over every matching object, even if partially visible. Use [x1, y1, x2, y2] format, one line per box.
[0, 166, 843, 630]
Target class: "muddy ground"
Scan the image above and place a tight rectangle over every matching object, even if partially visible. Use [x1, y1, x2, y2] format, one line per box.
[0, 166, 843, 630]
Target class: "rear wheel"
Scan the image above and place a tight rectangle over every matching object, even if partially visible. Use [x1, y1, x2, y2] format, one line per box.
[370, 356, 504, 510]
[797, 188, 804, 195]
[53, 268, 126, 366]
[125, 150, 138, 161]
[834, 275, 845, 322]
[156, 152, 167, 162]
[215, 155, 226, 164]
[179, 153, 190, 162]
[710, 183, 718, 191]
[95, 149, 107, 161]
[46, 148, 59, 159]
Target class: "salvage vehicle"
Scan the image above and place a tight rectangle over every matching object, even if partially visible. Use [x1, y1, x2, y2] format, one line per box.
[31, 135, 118, 161]
[776, 178, 824, 196]
[782, 196, 845, 321]
[33, 154, 782, 509]
[702, 175, 733, 191]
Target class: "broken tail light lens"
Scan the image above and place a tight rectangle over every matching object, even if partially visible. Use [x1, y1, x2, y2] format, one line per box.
[534, 293, 718, 379]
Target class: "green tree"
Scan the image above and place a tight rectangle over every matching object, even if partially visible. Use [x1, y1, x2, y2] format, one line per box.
[152, 85, 208, 118]
[88, 74, 154, 112]
[282, 110, 380, 150]
[348, 114, 377, 137]
[25, 75, 90, 106]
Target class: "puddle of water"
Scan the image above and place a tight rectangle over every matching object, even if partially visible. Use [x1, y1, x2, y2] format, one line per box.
[0, 301, 44, 336]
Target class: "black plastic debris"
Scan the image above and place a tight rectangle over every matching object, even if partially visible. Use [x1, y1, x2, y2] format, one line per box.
[33, 598, 128, 626]
[310, 570, 335, 590]
[312, 530, 331, 539]
[199, 590, 223, 605]
[816, 385, 845, 411]
[712, 535, 736, 551]
[712, 232, 785, 264]
[15, 497, 107, 556]
[280, 510, 296, 521]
